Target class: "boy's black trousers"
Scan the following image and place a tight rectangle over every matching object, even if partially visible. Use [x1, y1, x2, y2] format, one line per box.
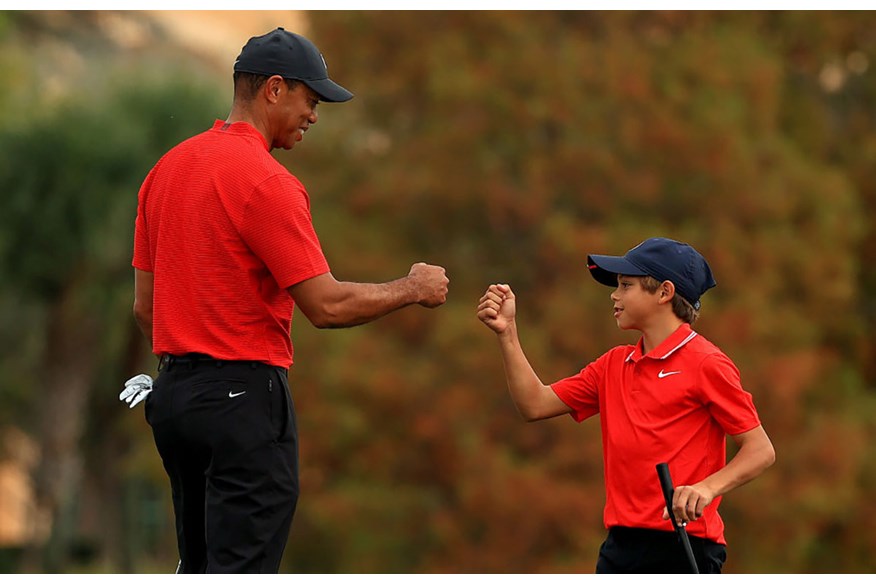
[145, 354, 298, 573]
[596, 526, 727, 574]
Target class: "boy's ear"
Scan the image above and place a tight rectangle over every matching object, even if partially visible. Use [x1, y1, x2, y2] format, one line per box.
[658, 280, 675, 304]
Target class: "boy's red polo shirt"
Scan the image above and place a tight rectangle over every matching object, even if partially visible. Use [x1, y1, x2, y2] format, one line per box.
[133, 120, 330, 368]
[551, 324, 761, 545]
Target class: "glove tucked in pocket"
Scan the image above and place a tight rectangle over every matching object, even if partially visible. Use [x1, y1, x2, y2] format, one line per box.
[120, 373, 153, 408]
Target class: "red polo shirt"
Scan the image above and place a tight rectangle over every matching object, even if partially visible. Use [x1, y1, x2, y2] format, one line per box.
[551, 324, 761, 545]
[133, 120, 330, 367]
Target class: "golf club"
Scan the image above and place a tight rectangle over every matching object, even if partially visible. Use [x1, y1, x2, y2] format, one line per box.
[656, 462, 699, 574]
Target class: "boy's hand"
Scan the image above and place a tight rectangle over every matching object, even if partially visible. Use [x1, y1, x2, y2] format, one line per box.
[662, 482, 716, 524]
[477, 284, 516, 334]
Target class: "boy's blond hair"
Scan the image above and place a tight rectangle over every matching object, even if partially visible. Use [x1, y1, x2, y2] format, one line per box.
[639, 276, 699, 325]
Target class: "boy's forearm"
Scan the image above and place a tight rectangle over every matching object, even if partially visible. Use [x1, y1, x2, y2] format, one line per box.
[496, 324, 553, 421]
[699, 425, 775, 498]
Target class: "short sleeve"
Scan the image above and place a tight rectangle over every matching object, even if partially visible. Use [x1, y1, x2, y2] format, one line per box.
[241, 173, 330, 289]
[132, 168, 154, 272]
[697, 353, 761, 436]
[551, 354, 606, 423]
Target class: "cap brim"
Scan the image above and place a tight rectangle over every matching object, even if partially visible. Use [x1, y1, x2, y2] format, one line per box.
[586, 254, 649, 287]
[303, 78, 354, 103]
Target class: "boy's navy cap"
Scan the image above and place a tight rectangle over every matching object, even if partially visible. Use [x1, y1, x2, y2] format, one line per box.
[233, 27, 353, 103]
[586, 237, 717, 310]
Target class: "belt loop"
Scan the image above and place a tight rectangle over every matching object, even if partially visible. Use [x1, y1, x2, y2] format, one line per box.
[249, 362, 257, 369]
[215, 360, 224, 368]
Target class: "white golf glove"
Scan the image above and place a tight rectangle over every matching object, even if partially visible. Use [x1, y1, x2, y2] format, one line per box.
[120, 373, 153, 408]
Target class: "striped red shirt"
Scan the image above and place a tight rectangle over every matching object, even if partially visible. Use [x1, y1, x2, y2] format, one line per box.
[133, 120, 329, 367]
[551, 324, 761, 545]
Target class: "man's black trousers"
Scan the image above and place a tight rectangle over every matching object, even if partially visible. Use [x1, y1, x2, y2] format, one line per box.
[145, 355, 298, 573]
[596, 526, 727, 573]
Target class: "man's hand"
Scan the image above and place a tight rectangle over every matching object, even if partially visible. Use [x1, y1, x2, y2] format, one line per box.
[120, 373, 153, 408]
[408, 262, 449, 308]
[477, 284, 516, 334]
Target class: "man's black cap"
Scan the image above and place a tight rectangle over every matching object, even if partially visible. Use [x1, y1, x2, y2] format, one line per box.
[233, 27, 353, 103]
[587, 237, 717, 310]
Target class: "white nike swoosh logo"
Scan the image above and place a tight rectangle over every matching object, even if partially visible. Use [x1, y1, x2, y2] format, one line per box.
[229, 390, 247, 398]
[658, 370, 681, 378]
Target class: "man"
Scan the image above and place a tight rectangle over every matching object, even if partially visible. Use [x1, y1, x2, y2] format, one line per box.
[131, 28, 449, 573]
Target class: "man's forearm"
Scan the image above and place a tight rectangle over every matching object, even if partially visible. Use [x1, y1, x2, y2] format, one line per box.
[133, 309, 153, 348]
[306, 278, 419, 329]
[133, 269, 154, 348]
[290, 265, 448, 329]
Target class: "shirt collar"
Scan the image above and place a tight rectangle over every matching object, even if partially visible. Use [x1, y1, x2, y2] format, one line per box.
[212, 120, 270, 151]
[625, 323, 698, 362]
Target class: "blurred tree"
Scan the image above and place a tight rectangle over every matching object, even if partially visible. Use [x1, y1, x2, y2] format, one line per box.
[0, 11, 225, 572]
[280, 11, 876, 573]
[2, 9, 876, 574]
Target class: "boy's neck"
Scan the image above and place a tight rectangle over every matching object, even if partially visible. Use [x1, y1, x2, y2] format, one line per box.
[639, 315, 688, 355]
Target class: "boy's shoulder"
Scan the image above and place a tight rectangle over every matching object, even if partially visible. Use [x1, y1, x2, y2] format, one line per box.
[601, 343, 638, 361]
[680, 331, 742, 375]
[686, 330, 730, 355]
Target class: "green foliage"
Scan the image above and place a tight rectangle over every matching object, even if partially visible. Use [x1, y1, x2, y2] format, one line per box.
[0, 70, 224, 425]
[0, 12, 225, 571]
[0, 75, 223, 297]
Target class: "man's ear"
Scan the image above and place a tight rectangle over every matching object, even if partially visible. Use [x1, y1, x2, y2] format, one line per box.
[263, 75, 285, 104]
[659, 280, 675, 304]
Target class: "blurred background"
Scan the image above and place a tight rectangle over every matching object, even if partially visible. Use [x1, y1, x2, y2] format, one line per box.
[0, 9, 875, 574]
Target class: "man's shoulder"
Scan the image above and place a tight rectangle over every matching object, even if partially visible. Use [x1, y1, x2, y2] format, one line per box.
[155, 127, 225, 168]
[167, 126, 217, 152]
[170, 126, 292, 180]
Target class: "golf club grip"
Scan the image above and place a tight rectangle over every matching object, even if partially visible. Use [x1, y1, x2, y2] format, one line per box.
[656, 463, 677, 526]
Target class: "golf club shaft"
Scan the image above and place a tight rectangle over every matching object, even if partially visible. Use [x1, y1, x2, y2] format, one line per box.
[656, 462, 700, 574]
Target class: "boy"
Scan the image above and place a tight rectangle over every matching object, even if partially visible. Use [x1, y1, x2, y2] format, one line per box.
[476, 237, 775, 573]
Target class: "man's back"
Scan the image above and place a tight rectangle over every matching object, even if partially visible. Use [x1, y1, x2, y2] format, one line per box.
[134, 120, 329, 367]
